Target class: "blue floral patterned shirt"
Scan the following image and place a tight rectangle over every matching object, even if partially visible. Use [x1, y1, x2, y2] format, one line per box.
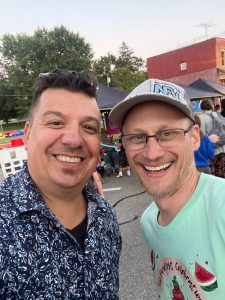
[0, 164, 121, 299]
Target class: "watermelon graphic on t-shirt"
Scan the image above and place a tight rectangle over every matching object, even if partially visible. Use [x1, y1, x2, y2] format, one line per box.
[172, 275, 185, 300]
[194, 262, 218, 292]
[150, 249, 155, 271]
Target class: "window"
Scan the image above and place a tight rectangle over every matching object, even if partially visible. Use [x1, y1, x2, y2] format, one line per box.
[221, 51, 225, 67]
[180, 62, 187, 71]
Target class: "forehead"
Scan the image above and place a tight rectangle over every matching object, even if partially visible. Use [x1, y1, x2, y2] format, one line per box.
[34, 88, 100, 120]
[123, 102, 187, 128]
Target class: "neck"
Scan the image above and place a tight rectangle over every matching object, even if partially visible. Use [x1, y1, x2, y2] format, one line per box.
[156, 167, 200, 226]
[39, 186, 87, 229]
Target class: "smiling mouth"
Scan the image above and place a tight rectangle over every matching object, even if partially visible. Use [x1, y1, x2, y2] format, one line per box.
[144, 162, 172, 172]
[55, 155, 82, 163]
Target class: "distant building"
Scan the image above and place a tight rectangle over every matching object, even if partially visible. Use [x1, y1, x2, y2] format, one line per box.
[147, 37, 225, 85]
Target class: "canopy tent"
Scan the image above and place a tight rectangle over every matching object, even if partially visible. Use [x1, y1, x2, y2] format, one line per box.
[96, 80, 224, 112]
[96, 84, 128, 111]
[179, 84, 222, 100]
[189, 78, 225, 96]
[96, 80, 225, 117]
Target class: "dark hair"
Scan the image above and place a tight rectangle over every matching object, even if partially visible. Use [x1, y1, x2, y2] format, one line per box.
[214, 104, 221, 112]
[221, 99, 225, 117]
[194, 114, 203, 139]
[200, 100, 213, 111]
[29, 69, 97, 117]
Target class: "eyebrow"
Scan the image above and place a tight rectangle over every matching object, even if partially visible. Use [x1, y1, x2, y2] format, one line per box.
[43, 111, 63, 118]
[43, 111, 100, 125]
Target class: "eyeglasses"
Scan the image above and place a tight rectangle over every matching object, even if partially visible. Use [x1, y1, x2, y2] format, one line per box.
[121, 125, 193, 151]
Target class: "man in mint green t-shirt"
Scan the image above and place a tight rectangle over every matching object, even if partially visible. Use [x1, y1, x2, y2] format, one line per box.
[109, 78, 225, 299]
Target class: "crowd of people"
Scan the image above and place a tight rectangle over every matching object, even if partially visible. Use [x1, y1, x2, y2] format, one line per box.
[1, 69, 225, 299]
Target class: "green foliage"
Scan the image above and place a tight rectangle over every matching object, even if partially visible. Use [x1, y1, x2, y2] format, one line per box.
[93, 53, 117, 85]
[0, 26, 94, 118]
[0, 26, 147, 119]
[0, 76, 18, 123]
[93, 41, 146, 91]
[111, 67, 147, 92]
[116, 42, 145, 72]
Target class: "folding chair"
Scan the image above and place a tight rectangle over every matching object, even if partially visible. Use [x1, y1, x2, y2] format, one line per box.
[0, 146, 27, 179]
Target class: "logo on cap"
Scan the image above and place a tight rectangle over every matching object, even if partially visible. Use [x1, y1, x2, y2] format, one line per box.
[153, 83, 181, 101]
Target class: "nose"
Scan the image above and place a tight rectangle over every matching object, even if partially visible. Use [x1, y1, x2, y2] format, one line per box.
[61, 125, 84, 148]
[142, 136, 165, 159]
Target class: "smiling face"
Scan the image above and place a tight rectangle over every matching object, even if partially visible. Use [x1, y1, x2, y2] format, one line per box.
[24, 88, 101, 195]
[122, 102, 200, 200]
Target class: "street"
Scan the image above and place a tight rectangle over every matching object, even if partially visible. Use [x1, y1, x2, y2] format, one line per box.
[103, 173, 157, 299]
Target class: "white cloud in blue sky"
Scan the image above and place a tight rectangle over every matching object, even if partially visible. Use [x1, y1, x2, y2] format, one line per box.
[0, 0, 225, 60]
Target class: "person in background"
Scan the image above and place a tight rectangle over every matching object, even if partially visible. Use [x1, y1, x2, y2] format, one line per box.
[214, 104, 222, 113]
[116, 136, 131, 178]
[221, 98, 225, 117]
[0, 69, 121, 299]
[199, 99, 225, 155]
[199, 100, 216, 134]
[100, 132, 120, 176]
[199, 99, 225, 178]
[109, 78, 225, 299]
[194, 114, 218, 174]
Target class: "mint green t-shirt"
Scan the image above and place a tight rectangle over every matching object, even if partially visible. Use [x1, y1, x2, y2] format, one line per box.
[140, 173, 225, 300]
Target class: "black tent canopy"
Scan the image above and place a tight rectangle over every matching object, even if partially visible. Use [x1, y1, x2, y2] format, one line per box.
[189, 79, 225, 96]
[96, 84, 128, 111]
[96, 79, 225, 112]
[180, 84, 222, 100]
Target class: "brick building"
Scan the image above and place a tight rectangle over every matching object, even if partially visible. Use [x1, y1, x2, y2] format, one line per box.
[147, 37, 225, 85]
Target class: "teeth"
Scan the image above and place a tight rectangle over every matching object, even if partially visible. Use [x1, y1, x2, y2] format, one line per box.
[144, 162, 171, 172]
[56, 155, 81, 163]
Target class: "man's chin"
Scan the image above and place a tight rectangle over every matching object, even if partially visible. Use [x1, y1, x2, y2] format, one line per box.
[146, 189, 170, 200]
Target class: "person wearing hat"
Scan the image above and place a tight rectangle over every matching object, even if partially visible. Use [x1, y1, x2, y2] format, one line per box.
[109, 79, 225, 299]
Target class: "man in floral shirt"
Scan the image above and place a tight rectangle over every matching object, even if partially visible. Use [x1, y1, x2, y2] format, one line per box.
[0, 69, 121, 299]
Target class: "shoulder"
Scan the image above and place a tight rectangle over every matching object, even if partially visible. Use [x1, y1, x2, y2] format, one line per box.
[0, 175, 16, 210]
[85, 186, 120, 225]
[140, 202, 157, 225]
[200, 173, 225, 205]
[200, 112, 212, 120]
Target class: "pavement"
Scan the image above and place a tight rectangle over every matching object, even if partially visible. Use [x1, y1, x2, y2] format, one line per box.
[103, 173, 157, 299]
[0, 169, 157, 299]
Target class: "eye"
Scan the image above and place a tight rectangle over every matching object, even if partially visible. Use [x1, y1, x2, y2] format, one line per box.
[46, 120, 64, 128]
[158, 130, 178, 140]
[128, 134, 146, 143]
[82, 124, 99, 135]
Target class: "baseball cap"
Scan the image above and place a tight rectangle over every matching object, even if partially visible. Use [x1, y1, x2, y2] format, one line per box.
[109, 79, 195, 128]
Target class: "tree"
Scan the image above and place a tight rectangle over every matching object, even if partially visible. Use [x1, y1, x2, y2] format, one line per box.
[93, 42, 147, 91]
[116, 42, 146, 72]
[0, 26, 94, 117]
[111, 67, 147, 92]
[0, 77, 18, 123]
[93, 53, 117, 85]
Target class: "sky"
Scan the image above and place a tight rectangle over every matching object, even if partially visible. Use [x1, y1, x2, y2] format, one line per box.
[1, 0, 225, 61]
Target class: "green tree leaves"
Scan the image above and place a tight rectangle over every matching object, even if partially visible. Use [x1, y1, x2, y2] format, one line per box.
[0, 29, 146, 121]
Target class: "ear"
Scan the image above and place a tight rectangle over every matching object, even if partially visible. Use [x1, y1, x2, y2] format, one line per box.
[23, 121, 31, 151]
[192, 124, 201, 151]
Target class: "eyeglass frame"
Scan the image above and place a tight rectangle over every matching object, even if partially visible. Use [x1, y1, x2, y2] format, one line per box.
[121, 124, 194, 150]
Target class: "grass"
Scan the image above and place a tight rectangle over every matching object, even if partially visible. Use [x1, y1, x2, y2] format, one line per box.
[0, 122, 25, 145]
[1, 122, 25, 131]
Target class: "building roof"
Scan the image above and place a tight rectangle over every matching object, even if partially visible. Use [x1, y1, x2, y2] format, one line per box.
[179, 84, 222, 100]
[189, 78, 225, 95]
[96, 84, 129, 110]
